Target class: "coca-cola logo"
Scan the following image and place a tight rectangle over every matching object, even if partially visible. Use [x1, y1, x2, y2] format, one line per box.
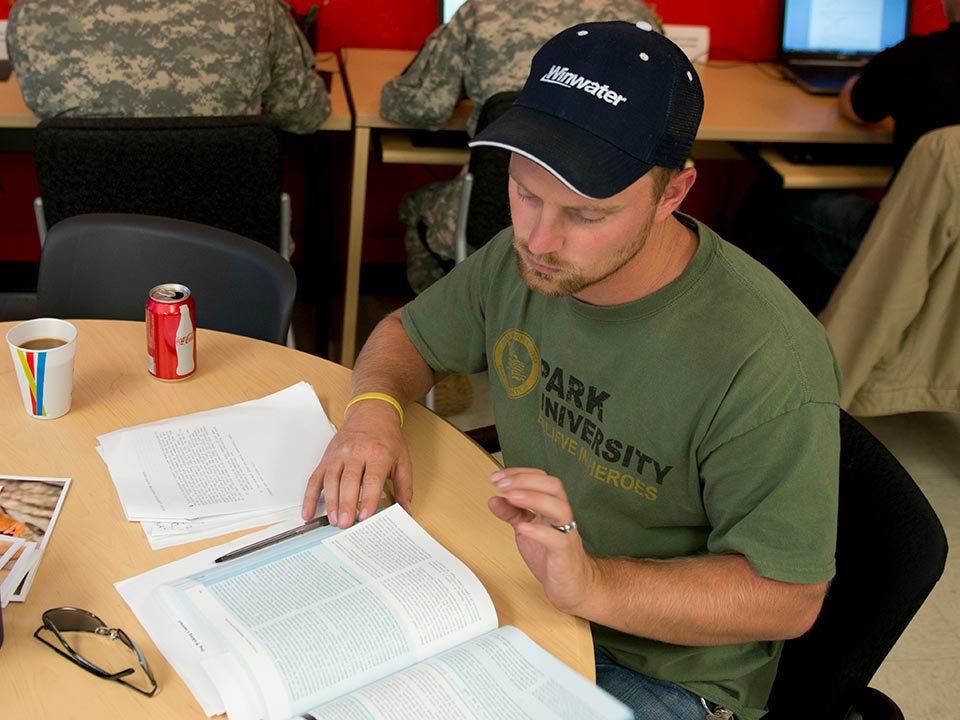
[177, 332, 195, 345]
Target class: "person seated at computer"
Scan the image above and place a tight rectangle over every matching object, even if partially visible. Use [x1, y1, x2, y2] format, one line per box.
[7, 0, 331, 134]
[379, 0, 660, 293]
[735, 0, 960, 312]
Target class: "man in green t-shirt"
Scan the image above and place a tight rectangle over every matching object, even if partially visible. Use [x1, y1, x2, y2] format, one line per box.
[302, 22, 841, 720]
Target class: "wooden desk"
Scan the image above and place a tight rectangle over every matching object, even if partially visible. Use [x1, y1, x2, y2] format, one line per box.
[336, 53, 893, 366]
[337, 48, 474, 366]
[757, 147, 893, 189]
[0, 56, 352, 131]
[312, 54, 352, 132]
[696, 63, 888, 144]
[0, 70, 35, 129]
[695, 63, 893, 189]
[0, 319, 593, 717]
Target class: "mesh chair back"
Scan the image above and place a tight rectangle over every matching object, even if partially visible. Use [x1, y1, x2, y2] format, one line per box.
[765, 411, 948, 718]
[34, 115, 283, 252]
[465, 91, 520, 251]
[37, 214, 296, 344]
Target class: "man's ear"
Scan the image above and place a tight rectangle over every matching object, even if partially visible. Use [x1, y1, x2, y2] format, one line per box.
[655, 166, 697, 222]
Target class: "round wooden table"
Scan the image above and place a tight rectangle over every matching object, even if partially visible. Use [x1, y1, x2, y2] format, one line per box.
[0, 319, 592, 716]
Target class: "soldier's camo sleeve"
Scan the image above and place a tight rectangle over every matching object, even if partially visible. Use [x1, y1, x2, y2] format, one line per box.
[262, 0, 331, 133]
[379, 5, 472, 130]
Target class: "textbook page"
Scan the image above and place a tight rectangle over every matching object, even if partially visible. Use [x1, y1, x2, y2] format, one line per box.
[116, 520, 310, 716]
[97, 382, 335, 521]
[144, 505, 498, 720]
[306, 625, 633, 720]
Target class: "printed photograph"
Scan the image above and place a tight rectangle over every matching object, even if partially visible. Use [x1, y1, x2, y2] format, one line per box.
[0, 476, 71, 603]
[0, 476, 71, 545]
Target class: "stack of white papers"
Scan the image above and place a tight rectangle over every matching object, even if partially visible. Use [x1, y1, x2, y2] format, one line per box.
[97, 382, 336, 549]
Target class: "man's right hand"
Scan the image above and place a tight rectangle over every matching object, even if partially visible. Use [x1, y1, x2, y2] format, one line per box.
[301, 400, 413, 528]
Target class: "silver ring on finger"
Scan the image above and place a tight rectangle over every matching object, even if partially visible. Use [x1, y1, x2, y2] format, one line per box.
[550, 520, 577, 534]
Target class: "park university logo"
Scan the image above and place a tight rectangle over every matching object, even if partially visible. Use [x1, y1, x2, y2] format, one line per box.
[540, 65, 628, 107]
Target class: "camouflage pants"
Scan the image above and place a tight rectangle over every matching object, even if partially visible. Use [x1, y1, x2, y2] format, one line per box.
[399, 172, 468, 294]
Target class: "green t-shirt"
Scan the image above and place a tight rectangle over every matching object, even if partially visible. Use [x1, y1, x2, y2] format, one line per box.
[402, 215, 841, 719]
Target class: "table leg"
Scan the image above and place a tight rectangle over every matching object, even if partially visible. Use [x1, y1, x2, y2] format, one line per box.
[340, 126, 371, 367]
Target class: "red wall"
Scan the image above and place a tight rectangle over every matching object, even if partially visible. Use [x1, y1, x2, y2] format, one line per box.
[297, 0, 948, 60]
[1, 0, 950, 57]
[1, 0, 950, 266]
[297, 0, 948, 263]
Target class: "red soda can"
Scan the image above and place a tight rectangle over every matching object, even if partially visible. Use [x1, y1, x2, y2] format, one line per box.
[146, 283, 196, 381]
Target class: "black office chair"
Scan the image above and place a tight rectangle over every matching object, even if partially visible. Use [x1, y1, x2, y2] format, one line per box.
[37, 214, 297, 345]
[462, 91, 520, 253]
[32, 115, 290, 257]
[764, 410, 948, 719]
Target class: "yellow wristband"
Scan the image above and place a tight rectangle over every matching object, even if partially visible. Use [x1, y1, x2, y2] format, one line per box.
[344, 392, 404, 427]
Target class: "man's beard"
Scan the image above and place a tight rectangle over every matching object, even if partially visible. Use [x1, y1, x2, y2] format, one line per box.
[512, 214, 655, 298]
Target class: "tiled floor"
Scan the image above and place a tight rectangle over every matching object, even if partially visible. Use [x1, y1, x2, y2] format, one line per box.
[2, 289, 956, 716]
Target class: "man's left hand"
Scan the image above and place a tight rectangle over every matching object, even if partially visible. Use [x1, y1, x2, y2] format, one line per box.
[488, 467, 598, 613]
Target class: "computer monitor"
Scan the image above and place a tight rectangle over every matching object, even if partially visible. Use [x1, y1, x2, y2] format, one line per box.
[438, 0, 468, 25]
[780, 0, 911, 59]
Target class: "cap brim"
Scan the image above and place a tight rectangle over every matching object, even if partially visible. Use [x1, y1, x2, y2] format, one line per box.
[469, 105, 654, 200]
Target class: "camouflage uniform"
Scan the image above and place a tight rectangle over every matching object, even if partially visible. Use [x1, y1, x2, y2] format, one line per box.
[7, 0, 330, 134]
[380, 0, 661, 292]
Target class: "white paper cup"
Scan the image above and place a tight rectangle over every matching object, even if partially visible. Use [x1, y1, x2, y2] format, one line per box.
[6, 318, 78, 420]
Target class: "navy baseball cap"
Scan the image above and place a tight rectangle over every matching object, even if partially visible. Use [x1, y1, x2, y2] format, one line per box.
[469, 21, 704, 199]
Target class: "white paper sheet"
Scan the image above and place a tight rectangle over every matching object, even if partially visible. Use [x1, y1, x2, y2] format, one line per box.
[1, 536, 32, 607]
[140, 504, 306, 550]
[97, 382, 335, 522]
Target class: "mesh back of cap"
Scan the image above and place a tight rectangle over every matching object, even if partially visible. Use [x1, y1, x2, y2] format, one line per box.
[654, 64, 704, 169]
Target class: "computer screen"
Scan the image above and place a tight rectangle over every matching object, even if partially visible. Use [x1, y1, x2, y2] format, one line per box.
[439, 0, 468, 25]
[781, 0, 911, 55]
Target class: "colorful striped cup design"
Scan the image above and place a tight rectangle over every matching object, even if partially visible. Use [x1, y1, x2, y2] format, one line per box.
[6, 318, 78, 420]
[15, 348, 51, 417]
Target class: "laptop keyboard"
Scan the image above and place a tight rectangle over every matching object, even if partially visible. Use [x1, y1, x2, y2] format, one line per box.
[784, 64, 859, 93]
[795, 65, 858, 82]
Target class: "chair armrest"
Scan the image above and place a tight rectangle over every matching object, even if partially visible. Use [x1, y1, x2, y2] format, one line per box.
[848, 686, 904, 720]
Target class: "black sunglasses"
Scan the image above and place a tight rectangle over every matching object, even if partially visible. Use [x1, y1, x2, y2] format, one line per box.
[34, 607, 158, 697]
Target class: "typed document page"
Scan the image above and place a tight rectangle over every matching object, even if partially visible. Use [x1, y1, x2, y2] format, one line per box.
[97, 382, 335, 520]
[159, 505, 497, 720]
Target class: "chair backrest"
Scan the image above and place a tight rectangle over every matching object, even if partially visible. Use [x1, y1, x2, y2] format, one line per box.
[464, 91, 520, 251]
[765, 410, 948, 718]
[33, 115, 284, 252]
[37, 214, 297, 344]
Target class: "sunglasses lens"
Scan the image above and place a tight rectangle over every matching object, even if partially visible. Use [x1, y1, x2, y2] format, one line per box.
[44, 608, 104, 633]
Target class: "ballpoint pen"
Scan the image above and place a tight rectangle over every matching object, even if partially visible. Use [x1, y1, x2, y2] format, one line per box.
[214, 515, 330, 563]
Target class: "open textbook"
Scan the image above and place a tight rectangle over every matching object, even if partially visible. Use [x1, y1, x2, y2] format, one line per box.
[117, 504, 631, 720]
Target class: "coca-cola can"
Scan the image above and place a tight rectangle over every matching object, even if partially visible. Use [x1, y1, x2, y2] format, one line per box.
[146, 283, 196, 381]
